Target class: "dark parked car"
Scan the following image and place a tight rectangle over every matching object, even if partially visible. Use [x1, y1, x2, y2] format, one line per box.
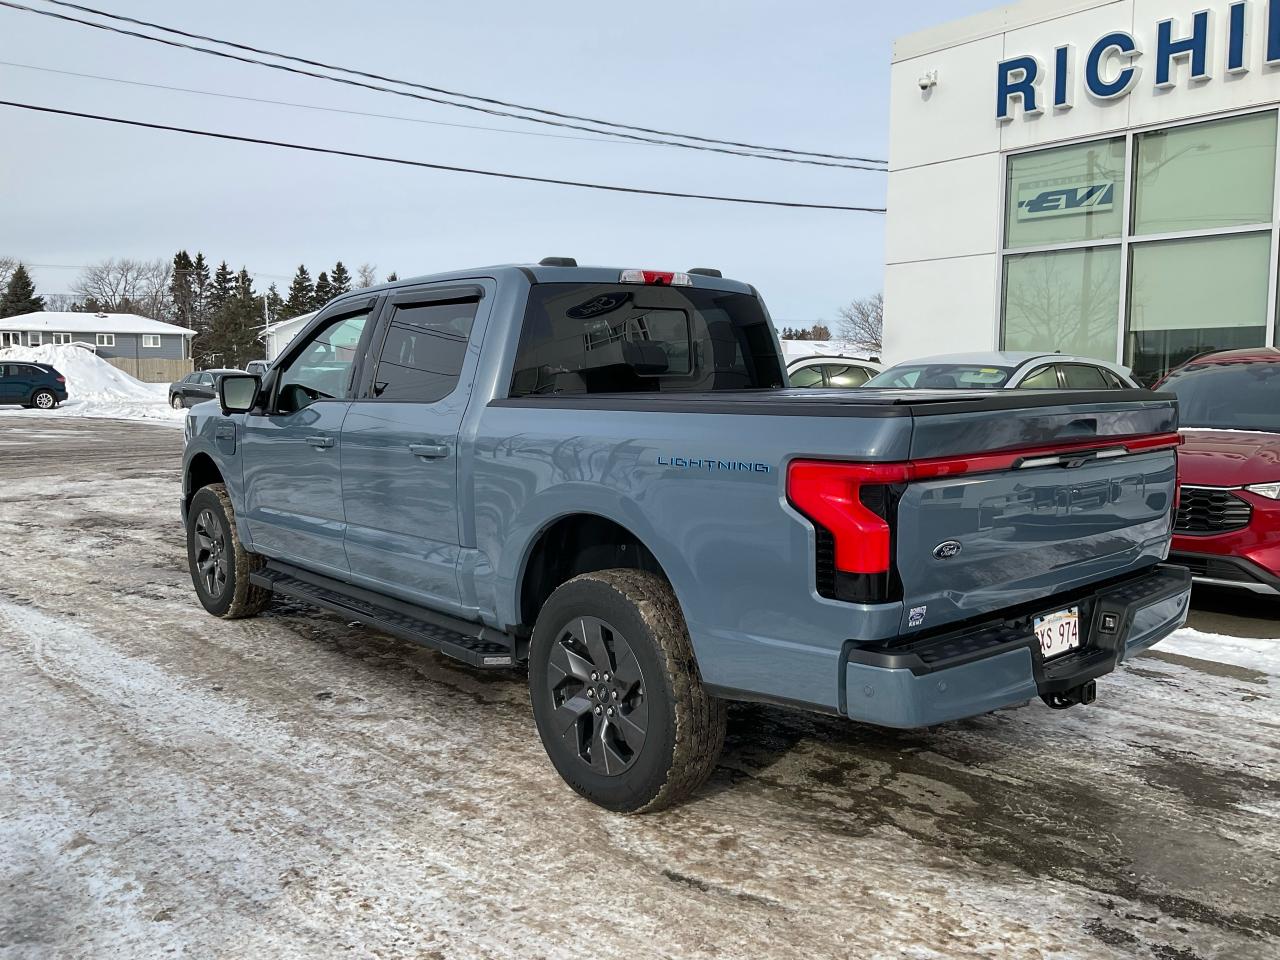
[0, 361, 67, 409]
[169, 369, 244, 409]
[1158, 347, 1280, 597]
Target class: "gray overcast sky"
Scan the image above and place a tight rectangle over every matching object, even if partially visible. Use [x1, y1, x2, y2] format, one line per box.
[0, 0, 991, 324]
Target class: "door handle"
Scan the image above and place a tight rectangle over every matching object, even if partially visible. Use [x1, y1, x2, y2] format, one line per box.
[306, 436, 335, 449]
[408, 442, 449, 460]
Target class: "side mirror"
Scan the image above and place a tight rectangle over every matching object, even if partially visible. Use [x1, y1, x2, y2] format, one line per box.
[219, 374, 261, 414]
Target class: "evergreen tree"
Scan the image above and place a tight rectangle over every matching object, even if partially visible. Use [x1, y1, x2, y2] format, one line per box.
[385, 271, 398, 283]
[263, 283, 285, 326]
[189, 253, 214, 366]
[169, 250, 196, 330]
[283, 264, 313, 319]
[312, 271, 334, 309]
[201, 262, 236, 366]
[209, 261, 234, 314]
[208, 268, 261, 368]
[0, 264, 45, 318]
[330, 261, 352, 296]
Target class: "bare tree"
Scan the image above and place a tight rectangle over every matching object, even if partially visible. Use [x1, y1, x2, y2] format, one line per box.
[356, 263, 378, 289]
[837, 292, 884, 355]
[42, 293, 83, 312]
[72, 258, 173, 320]
[0, 256, 16, 290]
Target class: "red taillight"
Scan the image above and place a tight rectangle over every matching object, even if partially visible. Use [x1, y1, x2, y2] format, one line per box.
[619, 269, 692, 286]
[787, 461, 908, 574]
[787, 433, 1181, 578]
[56, 376, 66, 383]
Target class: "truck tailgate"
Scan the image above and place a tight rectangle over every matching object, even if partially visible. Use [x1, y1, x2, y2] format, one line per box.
[894, 396, 1179, 635]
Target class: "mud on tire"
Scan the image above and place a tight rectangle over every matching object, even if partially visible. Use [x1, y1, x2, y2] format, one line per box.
[528, 569, 726, 813]
[186, 483, 271, 619]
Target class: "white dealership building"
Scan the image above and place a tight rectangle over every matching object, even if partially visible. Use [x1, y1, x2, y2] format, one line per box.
[884, 0, 1280, 382]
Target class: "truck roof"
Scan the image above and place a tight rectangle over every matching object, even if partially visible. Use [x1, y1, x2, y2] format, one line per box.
[327, 263, 757, 303]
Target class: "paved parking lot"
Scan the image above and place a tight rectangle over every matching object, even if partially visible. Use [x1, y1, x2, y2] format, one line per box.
[1, 419, 1277, 959]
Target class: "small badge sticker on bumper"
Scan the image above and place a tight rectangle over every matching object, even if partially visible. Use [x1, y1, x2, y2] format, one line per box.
[908, 605, 927, 628]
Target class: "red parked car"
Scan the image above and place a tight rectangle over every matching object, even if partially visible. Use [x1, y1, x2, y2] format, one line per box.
[1158, 347, 1280, 597]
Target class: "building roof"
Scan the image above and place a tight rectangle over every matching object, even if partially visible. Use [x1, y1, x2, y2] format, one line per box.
[264, 311, 317, 336]
[893, 0, 1116, 62]
[0, 312, 195, 336]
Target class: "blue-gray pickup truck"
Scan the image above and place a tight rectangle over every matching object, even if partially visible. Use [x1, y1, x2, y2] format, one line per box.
[181, 260, 1191, 812]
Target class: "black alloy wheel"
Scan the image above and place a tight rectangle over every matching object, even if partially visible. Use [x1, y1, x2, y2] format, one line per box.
[546, 615, 648, 776]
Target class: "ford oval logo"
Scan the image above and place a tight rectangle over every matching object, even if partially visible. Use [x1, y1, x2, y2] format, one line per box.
[933, 540, 963, 560]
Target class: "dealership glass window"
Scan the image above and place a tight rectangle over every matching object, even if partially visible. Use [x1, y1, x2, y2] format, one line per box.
[1002, 247, 1121, 360]
[1005, 137, 1127, 248]
[1126, 232, 1272, 384]
[1133, 112, 1277, 235]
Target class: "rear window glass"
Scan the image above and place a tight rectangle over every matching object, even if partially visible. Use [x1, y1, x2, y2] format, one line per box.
[509, 283, 784, 396]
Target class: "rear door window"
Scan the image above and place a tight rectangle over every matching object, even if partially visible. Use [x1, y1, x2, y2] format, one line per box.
[1019, 365, 1060, 389]
[1061, 364, 1110, 389]
[823, 364, 871, 388]
[369, 299, 477, 402]
[789, 365, 824, 388]
[511, 283, 783, 396]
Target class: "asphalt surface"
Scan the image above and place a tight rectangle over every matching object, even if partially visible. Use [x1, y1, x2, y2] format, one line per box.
[1, 418, 1277, 960]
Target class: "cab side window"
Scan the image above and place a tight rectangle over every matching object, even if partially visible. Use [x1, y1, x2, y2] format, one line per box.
[1019, 365, 1060, 389]
[276, 310, 372, 413]
[369, 299, 478, 402]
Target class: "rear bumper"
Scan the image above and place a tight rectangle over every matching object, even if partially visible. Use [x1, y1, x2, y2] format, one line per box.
[841, 564, 1191, 728]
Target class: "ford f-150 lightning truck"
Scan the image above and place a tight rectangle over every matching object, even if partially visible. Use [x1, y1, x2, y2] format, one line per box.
[181, 260, 1190, 812]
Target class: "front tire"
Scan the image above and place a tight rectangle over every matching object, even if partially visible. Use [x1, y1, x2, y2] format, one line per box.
[171, 394, 186, 410]
[31, 390, 56, 410]
[186, 483, 271, 619]
[528, 570, 726, 813]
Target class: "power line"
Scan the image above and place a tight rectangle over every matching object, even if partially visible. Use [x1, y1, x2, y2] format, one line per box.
[0, 1, 885, 172]
[35, 0, 887, 166]
[0, 100, 888, 212]
[0, 60, 698, 150]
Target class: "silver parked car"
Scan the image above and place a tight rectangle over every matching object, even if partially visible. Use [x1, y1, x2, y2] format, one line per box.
[864, 351, 1139, 390]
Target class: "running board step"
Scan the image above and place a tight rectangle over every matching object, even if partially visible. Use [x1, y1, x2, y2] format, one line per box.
[251, 563, 515, 668]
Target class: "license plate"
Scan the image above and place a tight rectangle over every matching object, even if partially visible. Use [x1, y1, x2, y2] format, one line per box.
[1035, 607, 1081, 660]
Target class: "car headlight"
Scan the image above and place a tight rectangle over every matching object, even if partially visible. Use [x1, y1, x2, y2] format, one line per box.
[1245, 482, 1280, 500]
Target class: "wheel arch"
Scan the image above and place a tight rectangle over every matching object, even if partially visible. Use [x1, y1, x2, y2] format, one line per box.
[183, 451, 225, 520]
[514, 511, 684, 638]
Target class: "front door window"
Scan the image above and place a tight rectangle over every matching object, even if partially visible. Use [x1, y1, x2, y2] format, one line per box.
[276, 311, 371, 413]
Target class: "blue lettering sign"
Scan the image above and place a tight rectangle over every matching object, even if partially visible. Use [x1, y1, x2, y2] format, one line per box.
[1155, 11, 1213, 87]
[1054, 44, 1075, 108]
[996, 55, 1043, 122]
[1228, 1, 1250, 72]
[1085, 32, 1141, 99]
[1269, 0, 1280, 62]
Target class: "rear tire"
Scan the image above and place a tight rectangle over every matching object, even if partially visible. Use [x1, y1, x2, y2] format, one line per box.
[186, 483, 271, 619]
[31, 390, 56, 410]
[528, 569, 726, 813]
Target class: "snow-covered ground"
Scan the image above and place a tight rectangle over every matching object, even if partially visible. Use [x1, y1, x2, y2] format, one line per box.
[0, 419, 1276, 960]
[0, 343, 185, 425]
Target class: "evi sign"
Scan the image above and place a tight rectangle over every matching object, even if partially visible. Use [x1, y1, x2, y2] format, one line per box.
[997, 0, 1280, 121]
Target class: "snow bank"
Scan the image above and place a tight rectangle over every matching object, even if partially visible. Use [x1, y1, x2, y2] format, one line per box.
[1160, 627, 1280, 676]
[0, 343, 185, 425]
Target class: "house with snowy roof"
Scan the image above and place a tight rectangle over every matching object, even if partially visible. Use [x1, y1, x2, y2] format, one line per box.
[0, 312, 195, 381]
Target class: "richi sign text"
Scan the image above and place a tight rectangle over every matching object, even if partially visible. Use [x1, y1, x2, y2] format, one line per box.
[997, 0, 1280, 121]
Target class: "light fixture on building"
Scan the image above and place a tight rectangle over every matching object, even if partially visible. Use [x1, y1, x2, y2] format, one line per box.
[918, 69, 939, 92]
